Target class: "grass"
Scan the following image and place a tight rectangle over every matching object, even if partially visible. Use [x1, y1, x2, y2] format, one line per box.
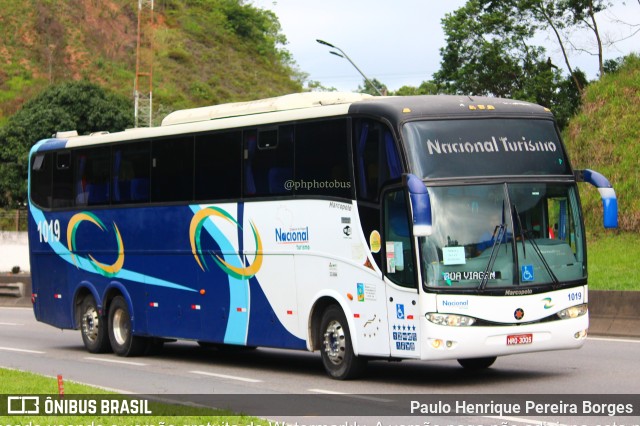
[587, 232, 640, 291]
[0, 368, 264, 424]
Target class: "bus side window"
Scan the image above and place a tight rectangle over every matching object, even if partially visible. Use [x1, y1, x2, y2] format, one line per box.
[243, 126, 294, 197]
[113, 142, 150, 204]
[195, 131, 241, 201]
[31, 153, 53, 209]
[74, 147, 111, 206]
[354, 120, 402, 202]
[384, 190, 416, 288]
[51, 152, 74, 208]
[295, 119, 352, 198]
[151, 136, 194, 203]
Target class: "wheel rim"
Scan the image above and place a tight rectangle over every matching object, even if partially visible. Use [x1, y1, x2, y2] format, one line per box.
[323, 319, 346, 365]
[112, 309, 129, 346]
[82, 306, 100, 343]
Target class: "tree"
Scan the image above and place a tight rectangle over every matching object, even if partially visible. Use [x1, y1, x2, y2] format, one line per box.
[358, 78, 387, 96]
[433, 0, 551, 97]
[433, 0, 586, 128]
[392, 81, 440, 96]
[477, 0, 612, 90]
[0, 81, 133, 207]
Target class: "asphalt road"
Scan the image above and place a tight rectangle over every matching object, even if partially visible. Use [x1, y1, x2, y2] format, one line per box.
[1, 307, 639, 425]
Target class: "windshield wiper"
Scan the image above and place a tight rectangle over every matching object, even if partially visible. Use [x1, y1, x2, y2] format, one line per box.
[512, 204, 526, 259]
[478, 223, 506, 290]
[513, 203, 559, 285]
[524, 229, 560, 285]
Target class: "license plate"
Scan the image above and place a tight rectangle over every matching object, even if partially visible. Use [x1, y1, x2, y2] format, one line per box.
[507, 333, 533, 345]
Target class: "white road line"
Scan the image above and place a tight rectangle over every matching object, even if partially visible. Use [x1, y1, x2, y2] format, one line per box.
[0, 346, 45, 354]
[84, 357, 148, 366]
[308, 388, 394, 403]
[190, 370, 263, 383]
[483, 415, 569, 426]
[589, 336, 640, 344]
[0, 322, 23, 326]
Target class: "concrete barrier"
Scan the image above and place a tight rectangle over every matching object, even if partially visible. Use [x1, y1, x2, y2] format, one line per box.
[589, 290, 640, 338]
[0, 274, 32, 307]
[0, 276, 637, 337]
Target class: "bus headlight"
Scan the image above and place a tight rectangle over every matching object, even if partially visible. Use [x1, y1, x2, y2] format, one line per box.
[426, 313, 476, 326]
[557, 304, 588, 319]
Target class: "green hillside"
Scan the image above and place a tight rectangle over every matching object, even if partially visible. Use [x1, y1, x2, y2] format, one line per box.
[563, 54, 640, 235]
[0, 0, 303, 126]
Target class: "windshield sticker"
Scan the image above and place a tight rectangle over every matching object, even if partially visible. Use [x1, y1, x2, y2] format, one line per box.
[443, 271, 501, 282]
[443, 246, 466, 265]
[521, 265, 535, 282]
[386, 241, 404, 273]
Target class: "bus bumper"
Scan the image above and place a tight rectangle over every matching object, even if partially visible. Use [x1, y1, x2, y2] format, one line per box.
[419, 315, 589, 361]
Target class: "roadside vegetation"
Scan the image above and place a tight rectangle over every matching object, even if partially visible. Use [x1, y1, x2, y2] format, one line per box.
[587, 233, 639, 291]
[0, 367, 262, 424]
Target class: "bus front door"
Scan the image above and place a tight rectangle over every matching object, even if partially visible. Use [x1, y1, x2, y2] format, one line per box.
[383, 189, 421, 358]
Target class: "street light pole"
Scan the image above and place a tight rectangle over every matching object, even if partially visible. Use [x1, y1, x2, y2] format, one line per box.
[316, 39, 383, 96]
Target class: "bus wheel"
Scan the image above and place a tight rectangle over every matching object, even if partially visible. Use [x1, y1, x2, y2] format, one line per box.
[108, 296, 146, 357]
[457, 356, 497, 370]
[320, 305, 367, 380]
[79, 297, 111, 353]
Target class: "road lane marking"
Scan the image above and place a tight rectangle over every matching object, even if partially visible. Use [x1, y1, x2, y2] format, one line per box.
[484, 415, 569, 426]
[0, 322, 23, 326]
[85, 357, 148, 366]
[190, 370, 263, 383]
[589, 336, 640, 344]
[308, 388, 394, 403]
[0, 346, 45, 354]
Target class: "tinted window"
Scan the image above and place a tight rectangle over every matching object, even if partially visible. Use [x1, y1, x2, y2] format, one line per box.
[152, 136, 194, 202]
[52, 152, 74, 208]
[244, 126, 294, 197]
[354, 120, 402, 201]
[384, 190, 415, 288]
[113, 142, 150, 204]
[195, 131, 241, 201]
[30, 153, 52, 208]
[295, 119, 352, 198]
[75, 147, 111, 206]
[403, 119, 571, 179]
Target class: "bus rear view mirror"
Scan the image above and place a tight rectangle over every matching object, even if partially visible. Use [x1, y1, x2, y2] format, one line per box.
[575, 169, 618, 229]
[405, 174, 432, 236]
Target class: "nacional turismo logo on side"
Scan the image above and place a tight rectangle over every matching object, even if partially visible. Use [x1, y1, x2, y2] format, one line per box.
[275, 226, 310, 245]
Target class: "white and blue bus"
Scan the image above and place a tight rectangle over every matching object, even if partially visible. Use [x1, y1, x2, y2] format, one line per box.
[28, 93, 617, 379]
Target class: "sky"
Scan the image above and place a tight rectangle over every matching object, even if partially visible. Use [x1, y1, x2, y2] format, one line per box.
[250, 0, 640, 93]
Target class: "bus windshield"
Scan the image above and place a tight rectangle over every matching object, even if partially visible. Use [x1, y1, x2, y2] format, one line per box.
[420, 183, 586, 290]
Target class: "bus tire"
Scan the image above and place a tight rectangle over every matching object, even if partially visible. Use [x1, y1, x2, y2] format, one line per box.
[79, 296, 111, 353]
[320, 305, 367, 380]
[108, 296, 146, 357]
[457, 356, 497, 370]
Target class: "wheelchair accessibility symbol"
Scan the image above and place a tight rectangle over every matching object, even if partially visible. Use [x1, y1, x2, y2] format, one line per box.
[521, 265, 534, 282]
[396, 304, 405, 320]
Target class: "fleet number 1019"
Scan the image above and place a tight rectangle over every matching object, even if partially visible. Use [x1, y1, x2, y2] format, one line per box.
[568, 291, 583, 302]
[37, 219, 61, 243]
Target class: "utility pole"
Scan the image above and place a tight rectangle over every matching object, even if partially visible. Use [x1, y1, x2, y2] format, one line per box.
[134, 0, 154, 127]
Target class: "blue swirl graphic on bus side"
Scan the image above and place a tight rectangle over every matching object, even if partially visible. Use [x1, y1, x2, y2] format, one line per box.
[189, 205, 249, 346]
[29, 205, 196, 293]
